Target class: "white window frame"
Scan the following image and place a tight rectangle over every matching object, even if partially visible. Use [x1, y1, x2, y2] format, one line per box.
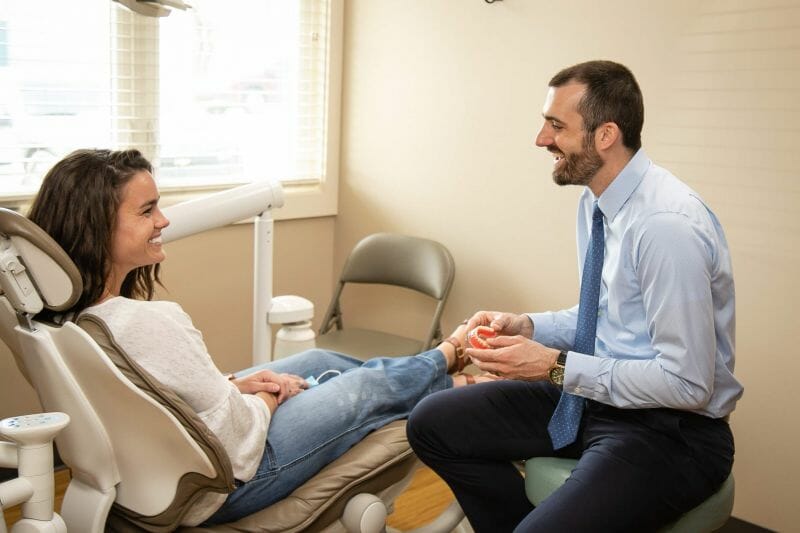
[272, 0, 342, 221]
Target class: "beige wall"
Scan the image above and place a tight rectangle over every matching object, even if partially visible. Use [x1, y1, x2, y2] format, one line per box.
[2, 0, 798, 530]
[338, 0, 799, 531]
[156, 216, 337, 372]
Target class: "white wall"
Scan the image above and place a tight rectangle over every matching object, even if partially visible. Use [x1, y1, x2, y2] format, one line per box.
[338, 1, 800, 530]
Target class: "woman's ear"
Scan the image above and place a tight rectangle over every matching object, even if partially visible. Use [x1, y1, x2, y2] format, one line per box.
[595, 122, 621, 151]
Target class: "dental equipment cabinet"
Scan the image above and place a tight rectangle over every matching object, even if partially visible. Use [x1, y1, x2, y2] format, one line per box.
[0, 180, 316, 531]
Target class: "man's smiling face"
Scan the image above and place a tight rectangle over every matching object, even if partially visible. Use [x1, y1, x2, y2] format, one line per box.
[535, 82, 603, 187]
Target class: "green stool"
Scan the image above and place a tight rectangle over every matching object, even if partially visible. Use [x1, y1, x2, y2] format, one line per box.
[524, 457, 735, 532]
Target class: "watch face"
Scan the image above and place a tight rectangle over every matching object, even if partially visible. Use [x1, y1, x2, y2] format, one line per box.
[549, 366, 565, 386]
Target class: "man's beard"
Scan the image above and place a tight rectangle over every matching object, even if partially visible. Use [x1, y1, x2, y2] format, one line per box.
[552, 133, 603, 187]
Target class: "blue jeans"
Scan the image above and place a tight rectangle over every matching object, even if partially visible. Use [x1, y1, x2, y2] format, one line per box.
[204, 348, 452, 524]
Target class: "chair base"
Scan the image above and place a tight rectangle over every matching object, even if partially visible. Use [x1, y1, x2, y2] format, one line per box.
[524, 457, 734, 532]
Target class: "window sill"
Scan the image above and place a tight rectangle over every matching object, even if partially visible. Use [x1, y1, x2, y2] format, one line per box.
[0, 178, 338, 221]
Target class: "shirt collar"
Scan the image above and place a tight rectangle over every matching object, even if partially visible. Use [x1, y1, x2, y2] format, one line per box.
[596, 148, 650, 222]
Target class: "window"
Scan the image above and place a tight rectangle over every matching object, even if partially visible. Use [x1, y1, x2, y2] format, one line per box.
[0, 0, 340, 217]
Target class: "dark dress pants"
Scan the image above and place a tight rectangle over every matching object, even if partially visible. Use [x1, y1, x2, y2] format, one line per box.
[406, 380, 734, 533]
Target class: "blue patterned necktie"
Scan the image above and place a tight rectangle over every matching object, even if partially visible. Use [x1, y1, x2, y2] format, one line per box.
[547, 202, 605, 449]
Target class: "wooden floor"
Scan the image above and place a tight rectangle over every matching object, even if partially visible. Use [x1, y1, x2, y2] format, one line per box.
[3, 465, 455, 530]
[386, 466, 457, 529]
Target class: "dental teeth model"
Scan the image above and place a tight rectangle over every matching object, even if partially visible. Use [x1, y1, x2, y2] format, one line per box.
[467, 325, 497, 349]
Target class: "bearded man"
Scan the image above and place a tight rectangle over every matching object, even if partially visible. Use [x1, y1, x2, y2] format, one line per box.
[406, 60, 743, 533]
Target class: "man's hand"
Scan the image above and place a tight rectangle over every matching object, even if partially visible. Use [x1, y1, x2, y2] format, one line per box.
[466, 334, 559, 381]
[465, 311, 534, 339]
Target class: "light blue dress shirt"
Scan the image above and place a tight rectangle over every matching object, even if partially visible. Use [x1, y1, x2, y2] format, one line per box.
[529, 149, 743, 418]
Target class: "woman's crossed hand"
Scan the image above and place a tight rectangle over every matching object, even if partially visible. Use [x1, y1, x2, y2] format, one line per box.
[232, 370, 309, 405]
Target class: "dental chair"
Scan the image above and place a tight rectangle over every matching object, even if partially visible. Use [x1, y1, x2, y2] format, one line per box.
[0, 207, 465, 532]
[317, 233, 455, 360]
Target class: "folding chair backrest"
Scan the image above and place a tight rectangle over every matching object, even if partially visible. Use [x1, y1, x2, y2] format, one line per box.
[318, 233, 455, 354]
[339, 233, 455, 299]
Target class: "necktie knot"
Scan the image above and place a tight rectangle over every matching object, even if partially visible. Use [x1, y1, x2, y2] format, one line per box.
[593, 202, 604, 223]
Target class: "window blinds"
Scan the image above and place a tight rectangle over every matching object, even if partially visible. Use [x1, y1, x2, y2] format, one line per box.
[0, 0, 331, 198]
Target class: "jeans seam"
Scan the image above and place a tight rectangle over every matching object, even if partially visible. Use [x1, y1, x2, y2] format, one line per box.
[255, 413, 400, 480]
[249, 349, 449, 481]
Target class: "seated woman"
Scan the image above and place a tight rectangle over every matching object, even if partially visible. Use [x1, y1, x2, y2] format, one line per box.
[27, 148, 488, 525]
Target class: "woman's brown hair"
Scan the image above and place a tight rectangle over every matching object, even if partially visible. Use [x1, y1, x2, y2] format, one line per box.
[28, 148, 162, 315]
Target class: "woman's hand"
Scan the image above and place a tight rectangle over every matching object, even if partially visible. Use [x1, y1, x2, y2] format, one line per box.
[277, 373, 309, 402]
[232, 370, 309, 404]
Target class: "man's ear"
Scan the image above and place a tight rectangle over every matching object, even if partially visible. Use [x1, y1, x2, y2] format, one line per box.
[594, 122, 621, 151]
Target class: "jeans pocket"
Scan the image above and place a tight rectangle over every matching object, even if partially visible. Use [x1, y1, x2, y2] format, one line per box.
[252, 441, 279, 480]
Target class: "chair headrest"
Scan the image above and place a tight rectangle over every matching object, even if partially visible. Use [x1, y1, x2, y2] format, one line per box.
[0, 208, 82, 314]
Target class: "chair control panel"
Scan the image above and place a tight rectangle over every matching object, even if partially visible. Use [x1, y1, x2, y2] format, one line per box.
[0, 413, 69, 446]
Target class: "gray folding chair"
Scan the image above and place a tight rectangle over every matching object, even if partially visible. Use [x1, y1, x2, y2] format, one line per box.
[317, 233, 455, 360]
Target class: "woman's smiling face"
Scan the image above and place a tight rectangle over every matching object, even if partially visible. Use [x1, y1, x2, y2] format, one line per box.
[108, 170, 170, 288]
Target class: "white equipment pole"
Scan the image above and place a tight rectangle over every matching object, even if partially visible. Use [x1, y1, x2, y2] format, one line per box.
[162, 181, 285, 365]
[252, 213, 274, 364]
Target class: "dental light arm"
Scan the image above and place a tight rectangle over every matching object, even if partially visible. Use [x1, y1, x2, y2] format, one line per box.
[161, 181, 312, 364]
[161, 181, 283, 242]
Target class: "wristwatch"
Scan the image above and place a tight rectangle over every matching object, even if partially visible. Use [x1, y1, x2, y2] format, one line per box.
[548, 350, 568, 386]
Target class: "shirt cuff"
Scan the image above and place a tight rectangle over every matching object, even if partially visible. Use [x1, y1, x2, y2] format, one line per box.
[562, 351, 611, 401]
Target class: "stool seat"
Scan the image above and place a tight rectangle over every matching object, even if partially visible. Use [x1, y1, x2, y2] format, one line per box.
[524, 457, 734, 532]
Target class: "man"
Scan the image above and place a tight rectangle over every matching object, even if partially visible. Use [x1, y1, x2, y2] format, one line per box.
[406, 60, 743, 532]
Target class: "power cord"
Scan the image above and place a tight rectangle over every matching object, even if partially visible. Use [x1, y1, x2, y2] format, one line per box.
[305, 369, 342, 388]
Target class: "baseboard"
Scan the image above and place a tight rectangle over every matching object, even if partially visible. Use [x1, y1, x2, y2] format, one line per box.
[0, 467, 15, 481]
[718, 517, 777, 533]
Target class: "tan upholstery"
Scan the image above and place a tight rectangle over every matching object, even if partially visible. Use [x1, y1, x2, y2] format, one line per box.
[187, 421, 414, 533]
